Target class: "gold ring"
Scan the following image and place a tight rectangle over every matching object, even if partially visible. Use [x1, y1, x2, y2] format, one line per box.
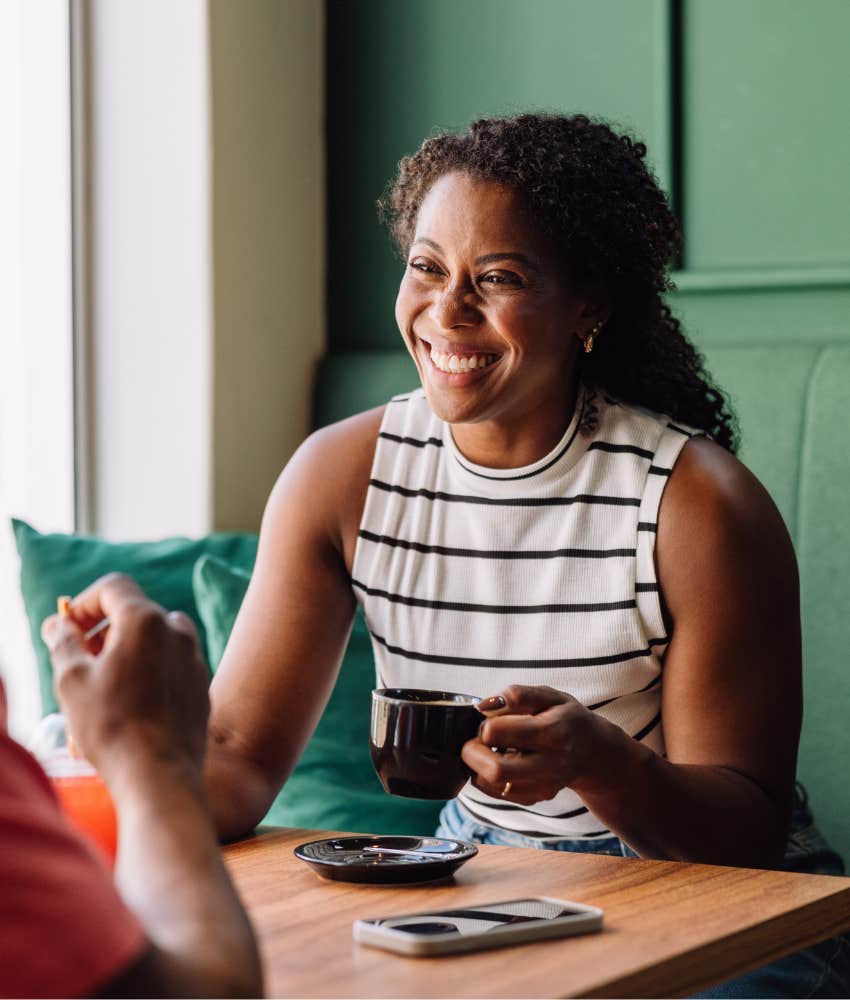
[501, 780, 512, 799]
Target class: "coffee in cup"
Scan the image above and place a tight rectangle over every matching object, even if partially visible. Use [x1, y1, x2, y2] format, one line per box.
[370, 688, 482, 800]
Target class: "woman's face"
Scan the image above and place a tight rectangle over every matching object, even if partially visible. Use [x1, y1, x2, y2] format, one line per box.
[395, 171, 599, 436]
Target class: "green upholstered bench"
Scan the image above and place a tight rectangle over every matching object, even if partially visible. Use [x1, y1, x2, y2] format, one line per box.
[314, 343, 850, 863]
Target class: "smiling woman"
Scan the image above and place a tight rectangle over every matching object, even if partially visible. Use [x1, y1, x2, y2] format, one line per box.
[203, 113, 849, 999]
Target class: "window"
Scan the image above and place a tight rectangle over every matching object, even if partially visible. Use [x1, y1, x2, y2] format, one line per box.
[0, 0, 74, 739]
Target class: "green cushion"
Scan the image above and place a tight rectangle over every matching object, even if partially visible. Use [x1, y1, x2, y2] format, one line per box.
[702, 344, 850, 864]
[794, 347, 850, 864]
[193, 554, 445, 836]
[12, 518, 259, 716]
[702, 345, 821, 546]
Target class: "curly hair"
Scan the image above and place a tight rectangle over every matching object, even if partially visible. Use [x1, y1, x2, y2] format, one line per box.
[378, 113, 737, 452]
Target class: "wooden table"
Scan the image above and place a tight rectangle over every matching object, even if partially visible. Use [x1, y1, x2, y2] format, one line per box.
[224, 827, 850, 998]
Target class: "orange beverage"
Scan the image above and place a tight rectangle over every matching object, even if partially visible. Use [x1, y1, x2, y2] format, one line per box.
[30, 713, 119, 865]
[52, 772, 118, 864]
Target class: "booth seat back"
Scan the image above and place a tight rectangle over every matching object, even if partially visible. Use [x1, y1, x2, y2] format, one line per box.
[315, 343, 850, 863]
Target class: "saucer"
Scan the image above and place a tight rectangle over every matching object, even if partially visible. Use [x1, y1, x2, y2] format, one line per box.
[293, 835, 478, 884]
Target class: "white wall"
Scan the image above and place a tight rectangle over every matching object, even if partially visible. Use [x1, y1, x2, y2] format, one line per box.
[86, 0, 213, 540]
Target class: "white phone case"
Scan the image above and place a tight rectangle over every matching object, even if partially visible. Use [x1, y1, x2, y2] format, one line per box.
[353, 895, 604, 956]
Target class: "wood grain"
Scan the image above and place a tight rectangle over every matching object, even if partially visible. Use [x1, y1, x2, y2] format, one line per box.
[224, 828, 850, 998]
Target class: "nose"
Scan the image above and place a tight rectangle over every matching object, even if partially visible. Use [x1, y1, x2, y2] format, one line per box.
[431, 280, 479, 330]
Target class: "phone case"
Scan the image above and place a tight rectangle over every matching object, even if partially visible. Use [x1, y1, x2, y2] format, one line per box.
[353, 895, 604, 956]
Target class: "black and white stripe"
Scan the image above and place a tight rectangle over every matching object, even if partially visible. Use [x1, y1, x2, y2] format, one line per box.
[352, 387, 698, 841]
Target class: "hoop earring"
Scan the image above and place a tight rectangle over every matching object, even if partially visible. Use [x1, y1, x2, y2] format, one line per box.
[584, 321, 603, 354]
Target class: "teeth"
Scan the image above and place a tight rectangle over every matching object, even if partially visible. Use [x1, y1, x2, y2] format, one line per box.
[429, 349, 499, 374]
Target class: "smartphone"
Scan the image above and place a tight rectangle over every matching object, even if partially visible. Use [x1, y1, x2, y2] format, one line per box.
[353, 896, 603, 956]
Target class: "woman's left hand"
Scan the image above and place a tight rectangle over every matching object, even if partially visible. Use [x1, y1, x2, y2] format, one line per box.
[462, 684, 615, 805]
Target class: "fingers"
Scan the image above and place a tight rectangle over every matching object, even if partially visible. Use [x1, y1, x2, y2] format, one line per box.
[165, 610, 199, 643]
[480, 713, 549, 751]
[463, 738, 524, 780]
[476, 686, 574, 751]
[164, 610, 205, 666]
[461, 739, 542, 805]
[58, 573, 150, 632]
[43, 616, 92, 695]
[43, 614, 83, 657]
[477, 684, 569, 717]
[41, 613, 62, 646]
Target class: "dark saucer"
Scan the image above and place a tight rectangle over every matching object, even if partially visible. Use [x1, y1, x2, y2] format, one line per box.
[293, 835, 478, 885]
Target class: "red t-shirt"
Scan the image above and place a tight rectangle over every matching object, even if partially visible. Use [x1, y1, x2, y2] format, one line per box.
[0, 682, 146, 998]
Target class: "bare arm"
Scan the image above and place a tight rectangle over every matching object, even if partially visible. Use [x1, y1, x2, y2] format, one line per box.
[99, 757, 261, 998]
[465, 437, 802, 867]
[44, 576, 263, 998]
[205, 409, 383, 841]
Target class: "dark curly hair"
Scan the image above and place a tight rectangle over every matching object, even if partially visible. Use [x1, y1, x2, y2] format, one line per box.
[378, 113, 737, 452]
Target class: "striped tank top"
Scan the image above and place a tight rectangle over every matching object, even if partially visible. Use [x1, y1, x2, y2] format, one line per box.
[351, 386, 699, 841]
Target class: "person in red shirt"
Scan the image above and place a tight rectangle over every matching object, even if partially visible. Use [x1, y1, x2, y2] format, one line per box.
[0, 574, 262, 998]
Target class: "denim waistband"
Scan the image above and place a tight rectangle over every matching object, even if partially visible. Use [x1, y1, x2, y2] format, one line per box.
[437, 784, 846, 875]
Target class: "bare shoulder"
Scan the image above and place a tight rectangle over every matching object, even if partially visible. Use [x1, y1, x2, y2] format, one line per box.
[263, 406, 385, 568]
[657, 435, 799, 624]
[661, 436, 789, 543]
[293, 405, 385, 480]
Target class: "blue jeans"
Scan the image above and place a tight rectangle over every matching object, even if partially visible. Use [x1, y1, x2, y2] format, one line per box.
[437, 787, 850, 998]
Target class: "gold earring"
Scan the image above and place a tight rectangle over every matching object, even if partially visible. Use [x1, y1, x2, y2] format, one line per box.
[584, 322, 603, 354]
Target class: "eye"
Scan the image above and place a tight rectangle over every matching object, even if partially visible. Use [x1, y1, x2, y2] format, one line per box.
[408, 257, 444, 276]
[478, 270, 523, 287]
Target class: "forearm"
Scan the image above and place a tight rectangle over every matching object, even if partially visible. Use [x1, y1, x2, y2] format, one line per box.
[574, 720, 790, 868]
[107, 755, 263, 997]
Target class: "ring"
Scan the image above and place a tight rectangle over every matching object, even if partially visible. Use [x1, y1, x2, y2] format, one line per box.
[501, 780, 512, 799]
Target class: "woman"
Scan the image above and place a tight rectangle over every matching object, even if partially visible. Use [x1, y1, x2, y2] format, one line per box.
[206, 114, 847, 996]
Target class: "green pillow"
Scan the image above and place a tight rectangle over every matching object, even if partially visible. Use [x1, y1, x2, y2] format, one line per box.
[12, 518, 258, 716]
[193, 554, 446, 836]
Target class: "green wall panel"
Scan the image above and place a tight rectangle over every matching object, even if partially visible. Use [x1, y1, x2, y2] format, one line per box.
[327, 0, 671, 349]
[670, 283, 850, 348]
[682, 0, 850, 271]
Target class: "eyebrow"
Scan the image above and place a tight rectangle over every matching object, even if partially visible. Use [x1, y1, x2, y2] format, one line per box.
[411, 238, 542, 273]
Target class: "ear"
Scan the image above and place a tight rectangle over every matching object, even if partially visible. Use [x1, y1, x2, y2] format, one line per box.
[572, 295, 611, 347]
[578, 290, 611, 327]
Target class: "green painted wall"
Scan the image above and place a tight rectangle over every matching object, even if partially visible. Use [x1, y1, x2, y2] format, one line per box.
[325, 0, 850, 353]
[326, 0, 671, 350]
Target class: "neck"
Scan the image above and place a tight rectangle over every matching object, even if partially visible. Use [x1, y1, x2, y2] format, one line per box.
[450, 381, 580, 469]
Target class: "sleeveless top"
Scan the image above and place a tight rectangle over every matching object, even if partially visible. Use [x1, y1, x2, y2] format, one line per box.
[351, 386, 700, 841]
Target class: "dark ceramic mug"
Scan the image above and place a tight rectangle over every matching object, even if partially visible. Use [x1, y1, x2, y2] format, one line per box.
[370, 688, 483, 800]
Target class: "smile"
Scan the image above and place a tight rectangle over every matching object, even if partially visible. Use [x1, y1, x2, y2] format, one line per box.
[429, 347, 501, 374]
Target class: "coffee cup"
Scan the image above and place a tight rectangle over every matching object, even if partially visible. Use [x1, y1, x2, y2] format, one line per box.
[370, 688, 483, 800]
